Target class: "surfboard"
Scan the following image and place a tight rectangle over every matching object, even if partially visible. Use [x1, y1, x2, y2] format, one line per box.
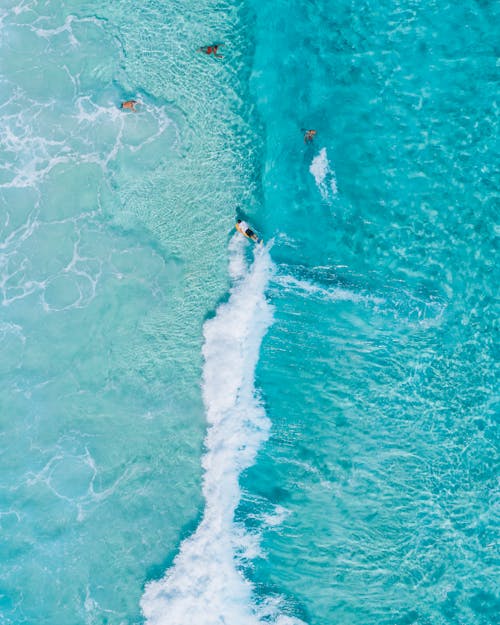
[235, 223, 262, 244]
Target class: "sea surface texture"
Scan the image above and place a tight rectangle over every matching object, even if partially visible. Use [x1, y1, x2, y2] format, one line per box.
[0, 1, 498, 624]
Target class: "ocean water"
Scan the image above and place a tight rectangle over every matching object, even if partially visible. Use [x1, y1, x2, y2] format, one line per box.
[0, 1, 498, 624]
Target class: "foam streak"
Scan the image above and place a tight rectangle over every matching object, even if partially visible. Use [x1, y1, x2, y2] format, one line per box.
[309, 147, 338, 201]
[142, 237, 304, 625]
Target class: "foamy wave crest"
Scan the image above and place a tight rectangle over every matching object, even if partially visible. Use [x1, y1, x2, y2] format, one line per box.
[309, 147, 338, 201]
[141, 236, 305, 625]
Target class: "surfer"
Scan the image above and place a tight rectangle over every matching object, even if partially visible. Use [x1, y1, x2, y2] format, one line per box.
[236, 219, 260, 243]
[121, 100, 138, 112]
[197, 43, 224, 58]
[303, 129, 317, 143]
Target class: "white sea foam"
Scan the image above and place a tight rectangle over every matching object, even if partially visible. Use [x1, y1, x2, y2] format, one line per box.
[0, 86, 176, 189]
[274, 272, 445, 327]
[32, 14, 108, 47]
[260, 504, 291, 528]
[274, 272, 385, 306]
[309, 147, 338, 201]
[141, 236, 306, 625]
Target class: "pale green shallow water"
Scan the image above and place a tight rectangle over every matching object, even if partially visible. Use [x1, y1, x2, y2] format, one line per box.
[0, 1, 499, 624]
[0, 1, 259, 623]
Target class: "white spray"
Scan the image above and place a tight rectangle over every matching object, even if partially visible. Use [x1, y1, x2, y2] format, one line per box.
[141, 235, 305, 625]
[309, 147, 338, 201]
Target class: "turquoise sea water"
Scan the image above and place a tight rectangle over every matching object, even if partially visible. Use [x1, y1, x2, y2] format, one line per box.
[0, 1, 498, 624]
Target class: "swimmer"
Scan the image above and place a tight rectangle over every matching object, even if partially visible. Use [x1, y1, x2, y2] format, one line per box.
[197, 43, 224, 58]
[121, 100, 138, 112]
[303, 129, 317, 143]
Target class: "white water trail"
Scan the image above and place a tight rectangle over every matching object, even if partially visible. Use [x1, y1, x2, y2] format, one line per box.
[309, 147, 338, 201]
[141, 235, 305, 625]
[274, 273, 385, 306]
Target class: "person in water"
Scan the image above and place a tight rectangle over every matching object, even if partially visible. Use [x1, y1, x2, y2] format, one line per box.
[303, 129, 317, 143]
[236, 219, 259, 242]
[121, 100, 138, 112]
[197, 44, 224, 58]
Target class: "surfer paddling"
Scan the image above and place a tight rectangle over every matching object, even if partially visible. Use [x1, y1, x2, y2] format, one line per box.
[303, 128, 317, 143]
[121, 100, 138, 112]
[236, 219, 261, 243]
[197, 43, 224, 58]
